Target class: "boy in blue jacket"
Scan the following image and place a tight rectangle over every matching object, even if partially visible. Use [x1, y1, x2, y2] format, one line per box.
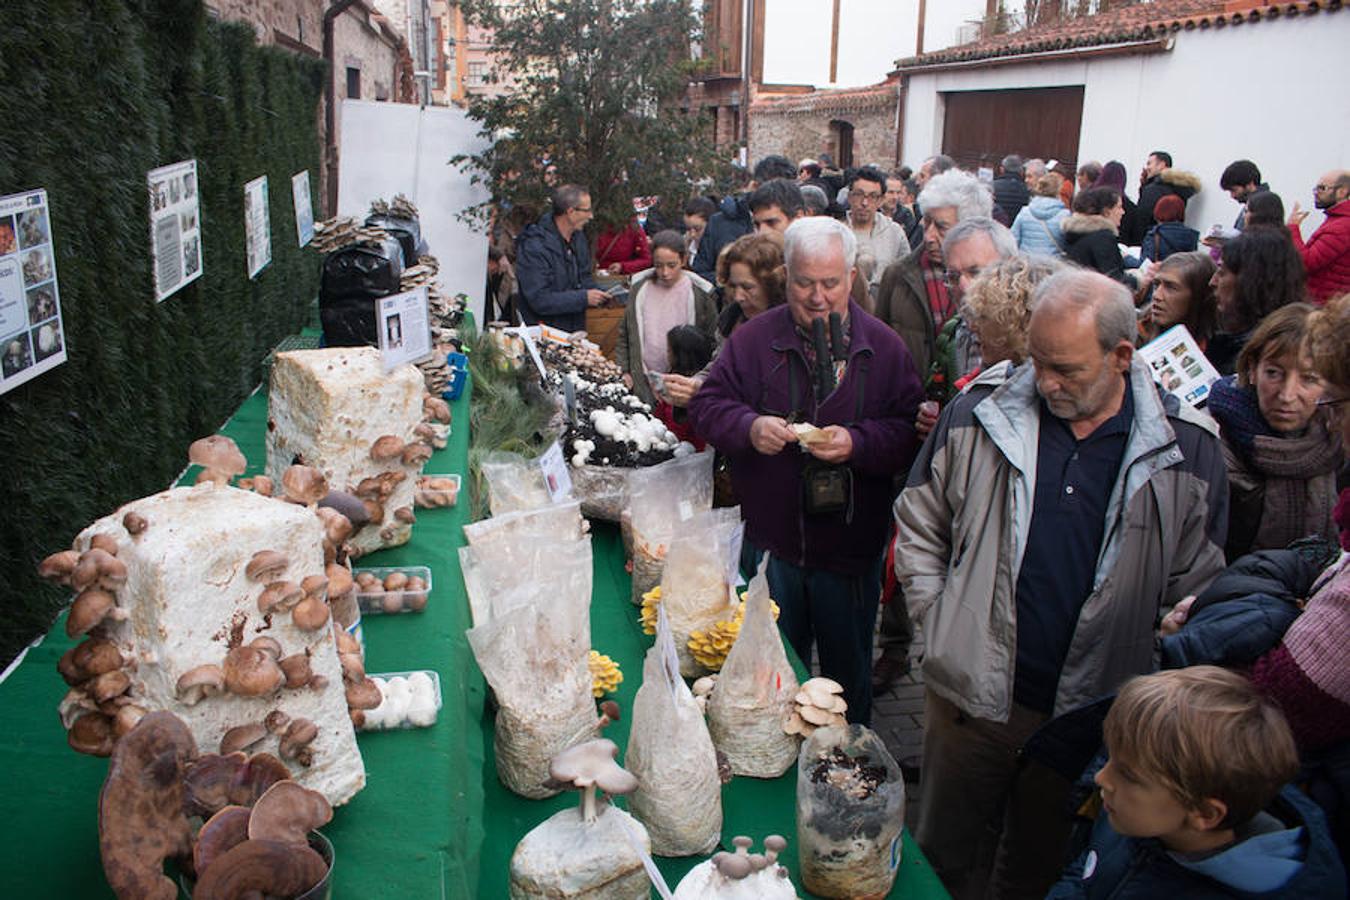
[1049, 666, 1346, 899]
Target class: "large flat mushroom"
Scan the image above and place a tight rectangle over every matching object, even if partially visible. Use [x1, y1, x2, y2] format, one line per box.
[247, 780, 332, 845]
[98, 711, 197, 900]
[192, 838, 328, 900]
[188, 436, 248, 488]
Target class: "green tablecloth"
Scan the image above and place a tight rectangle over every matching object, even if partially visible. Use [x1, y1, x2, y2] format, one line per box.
[0, 370, 949, 899]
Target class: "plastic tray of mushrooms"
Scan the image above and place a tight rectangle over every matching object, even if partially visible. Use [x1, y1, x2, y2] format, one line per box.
[358, 670, 442, 731]
[414, 473, 461, 509]
[353, 566, 431, 615]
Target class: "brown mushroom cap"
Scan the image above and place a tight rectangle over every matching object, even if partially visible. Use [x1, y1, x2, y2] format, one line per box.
[247, 780, 332, 845]
[279, 654, 313, 689]
[257, 580, 303, 615]
[67, 589, 121, 638]
[192, 806, 252, 882]
[314, 507, 354, 546]
[282, 465, 328, 506]
[222, 647, 284, 697]
[72, 547, 122, 592]
[300, 574, 329, 599]
[38, 549, 81, 584]
[220, 723, 269, 755]
[66, 638, 125, 683]
[98, 712, 197, 900]
[394, 506, 417, 524]
[239, 474, 275, 496]
[249, 636, 284, 659]
[122, 511, 148, 536]
[89, 670, 132, 703]
[318, 490, 370, 528]
[69, 712, 116, 757]
[188, 435, 248, 486]
[326, 563, 354, 598]
[345, 677, 382, 710]
[291, 596, 331, 631]
[176, 664, 226, 706]
[338, 652, 366, 684]
[193, 838, 328, 900]
[89, 533, 121, 556]
[279, 718, 320, 763]
[227, 752, 293, 808]
[184, 753, 249, 818]
[401, 443, 433, 467]
[548, 738, 639, 796]
[245, 550, 290, 583]
[370, 435, 405, 462]
[112, 704, 148, 738]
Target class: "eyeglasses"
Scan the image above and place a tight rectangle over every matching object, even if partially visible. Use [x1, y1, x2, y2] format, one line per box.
[573, 206, 592, 213]
[942, 265, 986, 288]
[849, 190, 883, 202]
[1314, 184, 1336, 193]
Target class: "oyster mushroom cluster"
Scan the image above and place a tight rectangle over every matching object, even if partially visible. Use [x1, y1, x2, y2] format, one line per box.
[99, 711, 332, 900]
[785, 677, 848, 738]
[672, 835, 796, 899]
[309, 215, 390, 252]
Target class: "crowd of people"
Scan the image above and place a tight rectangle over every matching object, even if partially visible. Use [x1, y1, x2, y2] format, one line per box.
[494, 147, 1350, 899]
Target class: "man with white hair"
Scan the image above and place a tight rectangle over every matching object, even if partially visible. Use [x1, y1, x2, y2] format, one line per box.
[894, 269, 1229, 898]
[689, 217, 924, 725]
[873, 169, 994, 377]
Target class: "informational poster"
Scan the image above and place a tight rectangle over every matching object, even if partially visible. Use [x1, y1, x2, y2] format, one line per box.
[1138, 324, 1222, 408]
[244, 175, 272, 278]
[377, 286, 432, 371]
[537, 440, 574, 504]
[0, 189, 67, 394]
[292, 170, 314, 248]
[147, 159, 203, 302]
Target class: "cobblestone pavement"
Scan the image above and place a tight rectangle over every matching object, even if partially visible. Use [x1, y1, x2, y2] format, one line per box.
[870, 621, 926, 832]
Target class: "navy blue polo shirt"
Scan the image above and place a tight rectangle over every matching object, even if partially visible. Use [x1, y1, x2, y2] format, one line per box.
[1013, 380, 1134, 713]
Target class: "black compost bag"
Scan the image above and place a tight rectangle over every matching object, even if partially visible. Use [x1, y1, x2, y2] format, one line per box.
[319, 237, 404, 347]
[365, 213, 425, 266]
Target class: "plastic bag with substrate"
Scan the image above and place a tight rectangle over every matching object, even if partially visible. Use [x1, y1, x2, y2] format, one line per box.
[569, 463, 632, 522]
[481, 451, 552, 516]
[706, 558, 799, 778]
[466, 539, 595, 799]
[460, 530, 590, 629]
[628, 450, 714, 604]
[796, 724, 906, 898]
[627, 607, 722, 856]
[659, 508, 743, 677]
[462, 500, 586, 547]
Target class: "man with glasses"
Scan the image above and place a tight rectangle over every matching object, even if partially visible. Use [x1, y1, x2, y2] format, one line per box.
[515, 184, 609, 331]
[847, 166, 909, 298]
[1287, 169, 1350, 302]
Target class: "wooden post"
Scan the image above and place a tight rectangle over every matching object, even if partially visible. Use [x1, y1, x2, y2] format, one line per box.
[829, 0, 841, 84]
[915, 0, 926, 57]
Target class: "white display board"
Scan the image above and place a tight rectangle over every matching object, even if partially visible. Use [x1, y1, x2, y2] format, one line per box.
[0, 188, 67, 394]
[147, 159, 203, 302]
[244, 175, 272, 279]
[337, 100, 492, 322]
[377, 285, 432, 372]
[292, 170, 315, 248]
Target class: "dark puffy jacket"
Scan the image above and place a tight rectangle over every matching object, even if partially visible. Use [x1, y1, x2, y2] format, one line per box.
[1063, 213, 1132, 286]
[1127, 169, 1202, 245]
[691, 194, 752, 283]
[992, 174, 1030, 223]
[1159, 547, 1328, 669]
[514, 213, 597, 331]
[1047, 785, 1346, 900]
[1141, 221, 1200, 262]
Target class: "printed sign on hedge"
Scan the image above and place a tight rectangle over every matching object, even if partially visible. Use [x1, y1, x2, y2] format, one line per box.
[147, 159, 203, 302]
[0, 189, 67, 395]
[245, 175, 272, 278]
[292, 170, 315, 248]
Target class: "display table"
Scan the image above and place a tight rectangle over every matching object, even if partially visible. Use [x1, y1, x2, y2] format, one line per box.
[0, 369, 949, 899]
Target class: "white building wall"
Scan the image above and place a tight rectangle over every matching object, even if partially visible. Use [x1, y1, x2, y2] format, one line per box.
[900, 15, 1350, 236]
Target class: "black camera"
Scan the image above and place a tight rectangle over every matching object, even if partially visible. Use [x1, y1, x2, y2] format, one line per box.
[802, 460, 851, 516]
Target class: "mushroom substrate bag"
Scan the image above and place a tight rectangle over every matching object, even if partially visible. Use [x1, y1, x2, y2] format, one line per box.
[706, 558, 800, 778]
[626, 609, 723, 856]
[461, 534, 591, 633]
[796, 724, 906, 899]
[628, 450, 715, 605]
[481, 451, 553, 516]
[462, 500, 586, 547]
[569, 463, 633, 522]
[466, 545, 596, 799]
[658, 508, 743, 677]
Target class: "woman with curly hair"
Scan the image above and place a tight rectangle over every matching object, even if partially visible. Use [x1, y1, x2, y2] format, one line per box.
[1208, 227, 1307, 374]
[660, 231, 785, 409]
[1138, 250, 1218, 347]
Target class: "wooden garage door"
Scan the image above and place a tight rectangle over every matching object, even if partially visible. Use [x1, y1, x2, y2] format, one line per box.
[941, 86, 1085, 176]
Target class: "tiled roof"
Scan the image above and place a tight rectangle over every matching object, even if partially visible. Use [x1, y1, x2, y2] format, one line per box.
[894, 1, 1341, 71]
[750, 82, 898, 115]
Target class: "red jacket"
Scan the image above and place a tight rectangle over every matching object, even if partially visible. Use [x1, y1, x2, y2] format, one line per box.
[1290, 198, 1350, 303]
[594, 220, 652, 275]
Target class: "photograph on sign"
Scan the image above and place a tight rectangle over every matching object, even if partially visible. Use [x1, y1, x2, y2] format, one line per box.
[292, 170, 314, 248]
[1138, 324, 1221, 408]
[244, 175, 272, 278]
[147, 159, 203, 302]
[0, 188, 69, 394]
[377, 286, 432, 371]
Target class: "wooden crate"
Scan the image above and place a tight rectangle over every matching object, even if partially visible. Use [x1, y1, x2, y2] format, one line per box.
[585, 307, 626, 361]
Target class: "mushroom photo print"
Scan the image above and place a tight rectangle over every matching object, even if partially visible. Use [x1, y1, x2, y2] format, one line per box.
[0, 188, 67, 394]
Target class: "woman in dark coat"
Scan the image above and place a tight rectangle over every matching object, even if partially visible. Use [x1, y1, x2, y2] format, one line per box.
[1063, 186, 1135, 287]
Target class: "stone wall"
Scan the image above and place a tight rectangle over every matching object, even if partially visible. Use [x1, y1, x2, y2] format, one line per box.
[749, 84, 899, 171]
[205, 0, 323, 52]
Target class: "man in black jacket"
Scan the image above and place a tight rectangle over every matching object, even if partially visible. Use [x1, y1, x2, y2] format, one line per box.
[993, 155, 1031, 223]
[1127, 150, 1201, 245]
[1219, 159, 1269, 232]
[691, 155, 797, 284]
[514, 184, 608, 331]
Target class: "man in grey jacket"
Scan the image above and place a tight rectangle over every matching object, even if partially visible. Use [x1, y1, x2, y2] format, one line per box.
[894, 269, 1228, 900]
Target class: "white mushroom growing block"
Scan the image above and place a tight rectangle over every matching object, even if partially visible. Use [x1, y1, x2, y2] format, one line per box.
[266, 347, 426, 556]
[63, 486, 366, 805]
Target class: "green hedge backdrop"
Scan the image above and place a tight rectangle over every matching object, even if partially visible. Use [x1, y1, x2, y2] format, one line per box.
[0, 0, 327, 665]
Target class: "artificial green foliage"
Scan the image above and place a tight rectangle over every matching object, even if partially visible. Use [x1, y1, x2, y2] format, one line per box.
[451, 0, 732, 229]
[0, 0, 327, 665]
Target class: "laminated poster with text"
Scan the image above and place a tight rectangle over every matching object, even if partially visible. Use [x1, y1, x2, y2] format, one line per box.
[0, 188, 68, 394]
[147, 159, 204, 302]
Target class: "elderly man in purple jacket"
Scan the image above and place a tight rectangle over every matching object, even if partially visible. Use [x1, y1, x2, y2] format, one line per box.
[689, 216, 924, 723]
